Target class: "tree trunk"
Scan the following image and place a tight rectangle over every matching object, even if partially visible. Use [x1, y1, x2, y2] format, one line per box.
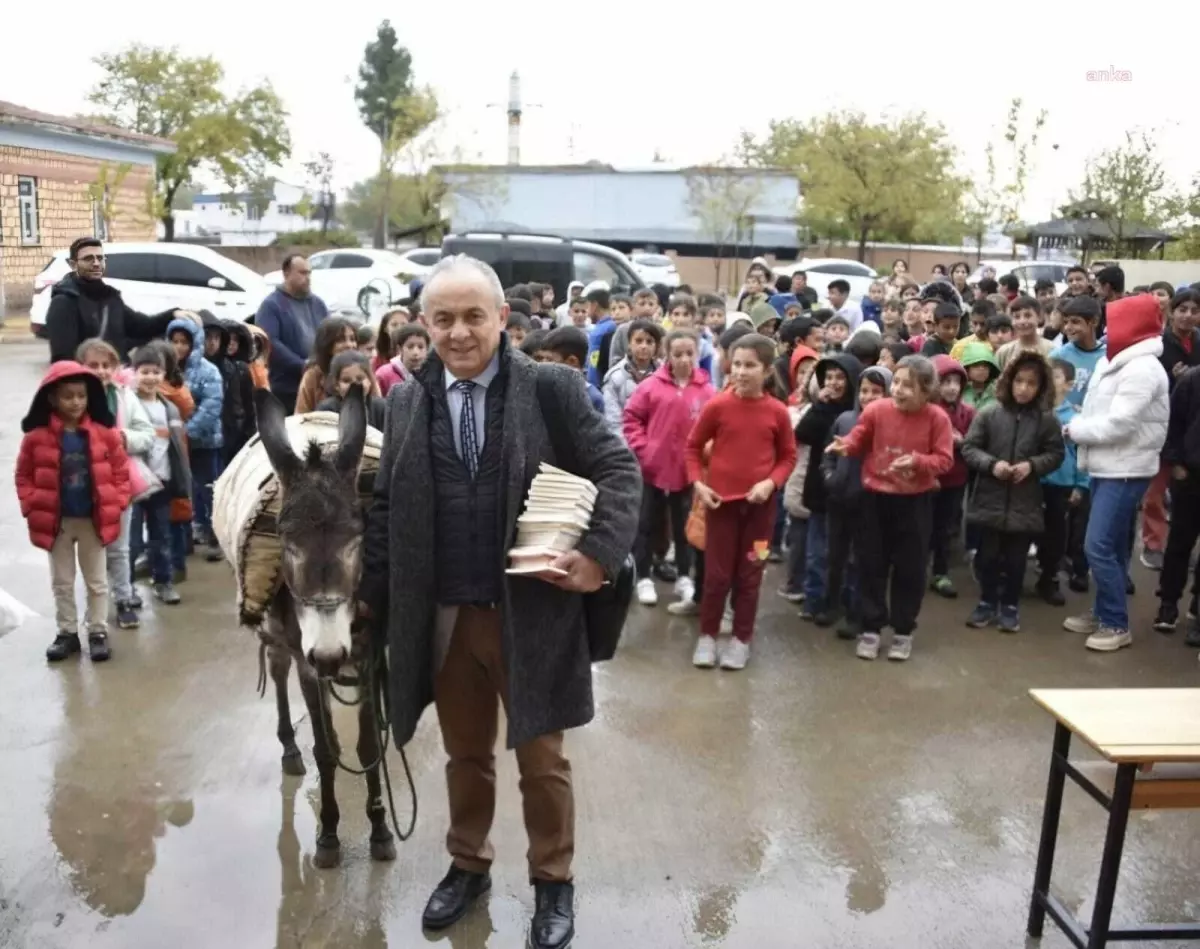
[857, 225, 869, 262]
[374, 169, 392, 249]
[161, 214, 176, 242]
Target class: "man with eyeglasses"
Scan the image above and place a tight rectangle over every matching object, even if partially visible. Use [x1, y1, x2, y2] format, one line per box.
[46, 237, 188, 364]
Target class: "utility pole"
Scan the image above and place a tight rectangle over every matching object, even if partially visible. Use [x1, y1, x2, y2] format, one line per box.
[487, 71, 541, 165]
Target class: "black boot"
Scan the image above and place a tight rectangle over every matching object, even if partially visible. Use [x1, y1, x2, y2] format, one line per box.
[813, 607, 840, 628]
[1154, 602, 1178, 634]
[421, 866, 491, 930]
[1068, 573, 1089, 593]
[836, 613, 862, 641]
[1036, 576, 1066, 607]
[46, 632, 81, 662]
[651, 558, 678, 583]
[87, 631, 111, 662]
[531, 881, 575, 949]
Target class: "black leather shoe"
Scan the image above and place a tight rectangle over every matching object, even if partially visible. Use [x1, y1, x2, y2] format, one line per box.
[422, 866, 491, 931]
[531, 880, 574, 949]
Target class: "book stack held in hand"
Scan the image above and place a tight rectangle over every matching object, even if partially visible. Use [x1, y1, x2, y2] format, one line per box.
[506, 463, 597, 577]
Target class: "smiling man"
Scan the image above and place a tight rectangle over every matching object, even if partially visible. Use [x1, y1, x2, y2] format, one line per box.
[46, 237, 183, 364]
[359, 254, 640, 949]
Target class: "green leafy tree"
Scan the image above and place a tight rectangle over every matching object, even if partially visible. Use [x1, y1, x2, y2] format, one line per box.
[302, 152, 336, 234]
[354, 21, 416, 248]
[89, 44, 290, 241]
[86, 161, 132, 240]
[742, 111, 966, 261]
[1068, 131, 1171, 258]
[1164, 174, 1200, 260]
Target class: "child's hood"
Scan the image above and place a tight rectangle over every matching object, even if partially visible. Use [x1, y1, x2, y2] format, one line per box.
[960, 341, 1000, 378]
[246, 322, 272, 358]
[788, 343, 820, 390]
[998, 350, 1055, 412]
[166, 318, 204, 367]
[1106, 294, 1163, 359]
[199, 310, 229, 358]
[768, 293, 799, 317]
[814, 353, 862, 411]
[223, 319, 255, 363]
[22, 361, 114, 433]
[858, 365, 893, 406]
[931, 354, 967, 392]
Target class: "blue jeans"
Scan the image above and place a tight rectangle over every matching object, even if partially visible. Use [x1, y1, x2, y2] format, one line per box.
[131, 493, 173, 584]
[804, 514, 829, 607]
[190, 447, 222, 538]
[1085, 477, 1150, 630]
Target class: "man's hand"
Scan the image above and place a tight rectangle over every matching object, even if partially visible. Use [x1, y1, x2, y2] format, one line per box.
[1173, 465, 1190, 481]
[746, 478, 775, 504]
[544, 550, 605, 593]
[1069, 488, 1084, 507]
[1010, 461, 1033, 483]
[826, 435, 849, 456]
[1173, 361, 1188, 378]
[694, 482, 722, 510]
[992, 460, 1011, 480]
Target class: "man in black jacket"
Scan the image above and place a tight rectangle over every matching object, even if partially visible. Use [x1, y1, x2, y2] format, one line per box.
[46, 237, 182, 363]
[359, 254, 639, 949]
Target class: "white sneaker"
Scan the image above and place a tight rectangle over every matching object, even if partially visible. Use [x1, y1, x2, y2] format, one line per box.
[720, 637, 750, 670]
[675, 576, 695, 602]
[667, 598, 698, 616]
[1063, 609, 1098, 634]
[692, 635, 717, 668]
[887, 635, 913, 662]
[719, 606, 734, 635]
[856, 632, 881, 660]
[636, 577, 658, 606]
[1086, 626, 1133, 652]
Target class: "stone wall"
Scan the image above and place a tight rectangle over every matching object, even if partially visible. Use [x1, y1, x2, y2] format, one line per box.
[0, 145, 156, 313]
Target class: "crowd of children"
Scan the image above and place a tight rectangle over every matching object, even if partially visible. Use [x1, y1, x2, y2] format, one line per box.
[21, 249, 1200, 673]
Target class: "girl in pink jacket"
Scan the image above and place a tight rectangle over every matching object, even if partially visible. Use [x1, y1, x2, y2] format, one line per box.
[623, 329, 715, 608]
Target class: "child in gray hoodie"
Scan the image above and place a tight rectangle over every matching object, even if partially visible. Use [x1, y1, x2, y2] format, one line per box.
[817, 365, 893, 639]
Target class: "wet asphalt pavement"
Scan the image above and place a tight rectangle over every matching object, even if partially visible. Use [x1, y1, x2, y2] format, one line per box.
[1, 343, 1199, 949]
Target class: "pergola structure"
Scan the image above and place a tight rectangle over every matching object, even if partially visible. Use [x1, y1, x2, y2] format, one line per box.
[1015, 216, 1176, 264]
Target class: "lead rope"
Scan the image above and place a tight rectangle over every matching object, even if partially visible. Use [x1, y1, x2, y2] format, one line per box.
[315, 643, 417, 842]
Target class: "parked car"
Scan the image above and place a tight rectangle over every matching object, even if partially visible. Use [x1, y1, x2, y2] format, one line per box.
[969, 260, 1074, 297]
[30, 243, 271, 337]
[395, 246, 442, 275]
[439, 232, 645, 304]
[264, 248, 412, 316]
[772, 257, 878, 303]
[629, 252, 680, 288]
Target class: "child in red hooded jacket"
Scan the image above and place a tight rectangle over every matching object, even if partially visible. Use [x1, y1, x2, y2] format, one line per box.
[928, 355, 976, 599]
[16, 362, 130, 663]
[624, 329, 715, 609]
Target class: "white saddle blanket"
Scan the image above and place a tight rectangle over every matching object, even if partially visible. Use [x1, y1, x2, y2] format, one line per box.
[212, 412, 383, 624]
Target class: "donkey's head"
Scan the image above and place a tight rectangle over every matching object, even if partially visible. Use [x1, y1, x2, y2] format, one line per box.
[255, 386, 367, 677]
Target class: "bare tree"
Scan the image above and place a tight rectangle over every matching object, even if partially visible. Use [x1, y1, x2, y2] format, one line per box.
[685, 163, 767, 291]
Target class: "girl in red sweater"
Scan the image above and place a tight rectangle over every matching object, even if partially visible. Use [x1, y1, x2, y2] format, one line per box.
[624, 330, 715, 609]
[827, 354, 954, 661]
[685, 334, 797, 670]
[16, 363, 130, 663]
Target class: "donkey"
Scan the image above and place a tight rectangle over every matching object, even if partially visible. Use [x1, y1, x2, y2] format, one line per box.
[253, 385, 395, 869]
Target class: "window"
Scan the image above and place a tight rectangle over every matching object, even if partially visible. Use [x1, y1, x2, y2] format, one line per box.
[104, 253, 159, 283]
[634, 253, 673, 268]
[247, 204, 261, 222]
[812, 262, 873, 277]
[573, 251, 622, 288]
[157, 254, 242, 291]
[308, 253, 334, 270]
[18, 177, 39, 245]
[330, 254, 374, 270]
[406, 249, 441, 267]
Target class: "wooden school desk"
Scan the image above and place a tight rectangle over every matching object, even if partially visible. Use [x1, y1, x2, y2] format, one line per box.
[1027, 688, 1200, 948]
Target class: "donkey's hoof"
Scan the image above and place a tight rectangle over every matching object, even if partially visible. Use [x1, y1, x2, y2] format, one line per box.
[281, 752, 306, 777]
[313, 840, 342, 869]
[370, 835, 397, 862]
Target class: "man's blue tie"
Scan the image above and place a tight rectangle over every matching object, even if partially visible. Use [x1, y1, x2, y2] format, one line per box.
[453, 379, 479, 478]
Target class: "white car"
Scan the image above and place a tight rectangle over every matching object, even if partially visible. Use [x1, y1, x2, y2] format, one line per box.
[264, 248, 414, 316]
[772, 257, 878, 303]
[31, 243, 271, 335]
[629, 252, 680, 288]
[969, 260, 1074, 297]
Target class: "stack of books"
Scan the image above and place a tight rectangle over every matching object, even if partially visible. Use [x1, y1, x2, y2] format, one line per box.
[506, 463, 597, 576]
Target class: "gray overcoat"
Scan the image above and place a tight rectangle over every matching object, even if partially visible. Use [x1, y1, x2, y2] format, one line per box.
[360, 343, 641, 749]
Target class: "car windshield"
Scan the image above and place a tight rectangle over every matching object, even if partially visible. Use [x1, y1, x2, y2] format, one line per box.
[635, 254, 673, 268]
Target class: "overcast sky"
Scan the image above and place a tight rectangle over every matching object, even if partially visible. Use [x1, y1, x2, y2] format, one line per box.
[5, 0, 1196, 220]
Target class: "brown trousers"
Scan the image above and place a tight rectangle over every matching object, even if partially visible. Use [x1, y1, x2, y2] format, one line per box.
[434, 605, 575, 882]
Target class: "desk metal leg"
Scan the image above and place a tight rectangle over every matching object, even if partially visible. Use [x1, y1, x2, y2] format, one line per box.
[1028, 722, 1072, 938]
[1086, 763, 1135, 949]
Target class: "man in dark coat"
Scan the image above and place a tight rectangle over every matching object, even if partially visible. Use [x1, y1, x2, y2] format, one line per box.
[46, 237, 181, 364]
[359, 255, 640, 949]
[254, 253, 328, 414]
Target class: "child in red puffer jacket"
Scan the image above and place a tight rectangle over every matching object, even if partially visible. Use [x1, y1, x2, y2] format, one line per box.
[928, 355, 976, 599]
[15, 362, 130, 664]
[623, 329, 715, 610]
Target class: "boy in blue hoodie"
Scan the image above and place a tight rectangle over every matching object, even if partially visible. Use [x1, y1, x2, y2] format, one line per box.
[167, 318, 224, 559]
[816, 364, 892, 639]
[1036, 359, 1090, 604]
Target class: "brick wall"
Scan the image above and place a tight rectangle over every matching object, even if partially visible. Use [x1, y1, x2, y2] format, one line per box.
[1, 145, 156, 314]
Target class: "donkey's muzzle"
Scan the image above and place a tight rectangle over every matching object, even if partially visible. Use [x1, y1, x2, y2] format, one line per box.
[307, 645, 349, 679]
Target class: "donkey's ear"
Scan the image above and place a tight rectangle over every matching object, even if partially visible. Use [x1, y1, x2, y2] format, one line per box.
[335, 383, 367, 479]
[254, 388, 301, 485]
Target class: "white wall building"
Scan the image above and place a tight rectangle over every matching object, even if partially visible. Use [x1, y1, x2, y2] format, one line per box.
[189, 181, 313, 246]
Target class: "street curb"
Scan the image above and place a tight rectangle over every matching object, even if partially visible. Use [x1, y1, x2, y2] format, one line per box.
[0, 333, 44, 346]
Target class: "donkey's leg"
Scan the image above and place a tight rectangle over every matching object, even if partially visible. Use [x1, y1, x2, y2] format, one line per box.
[270, 645, 306, 776]
[299, 669, 342, 868]
[358, 699, 396, 861]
